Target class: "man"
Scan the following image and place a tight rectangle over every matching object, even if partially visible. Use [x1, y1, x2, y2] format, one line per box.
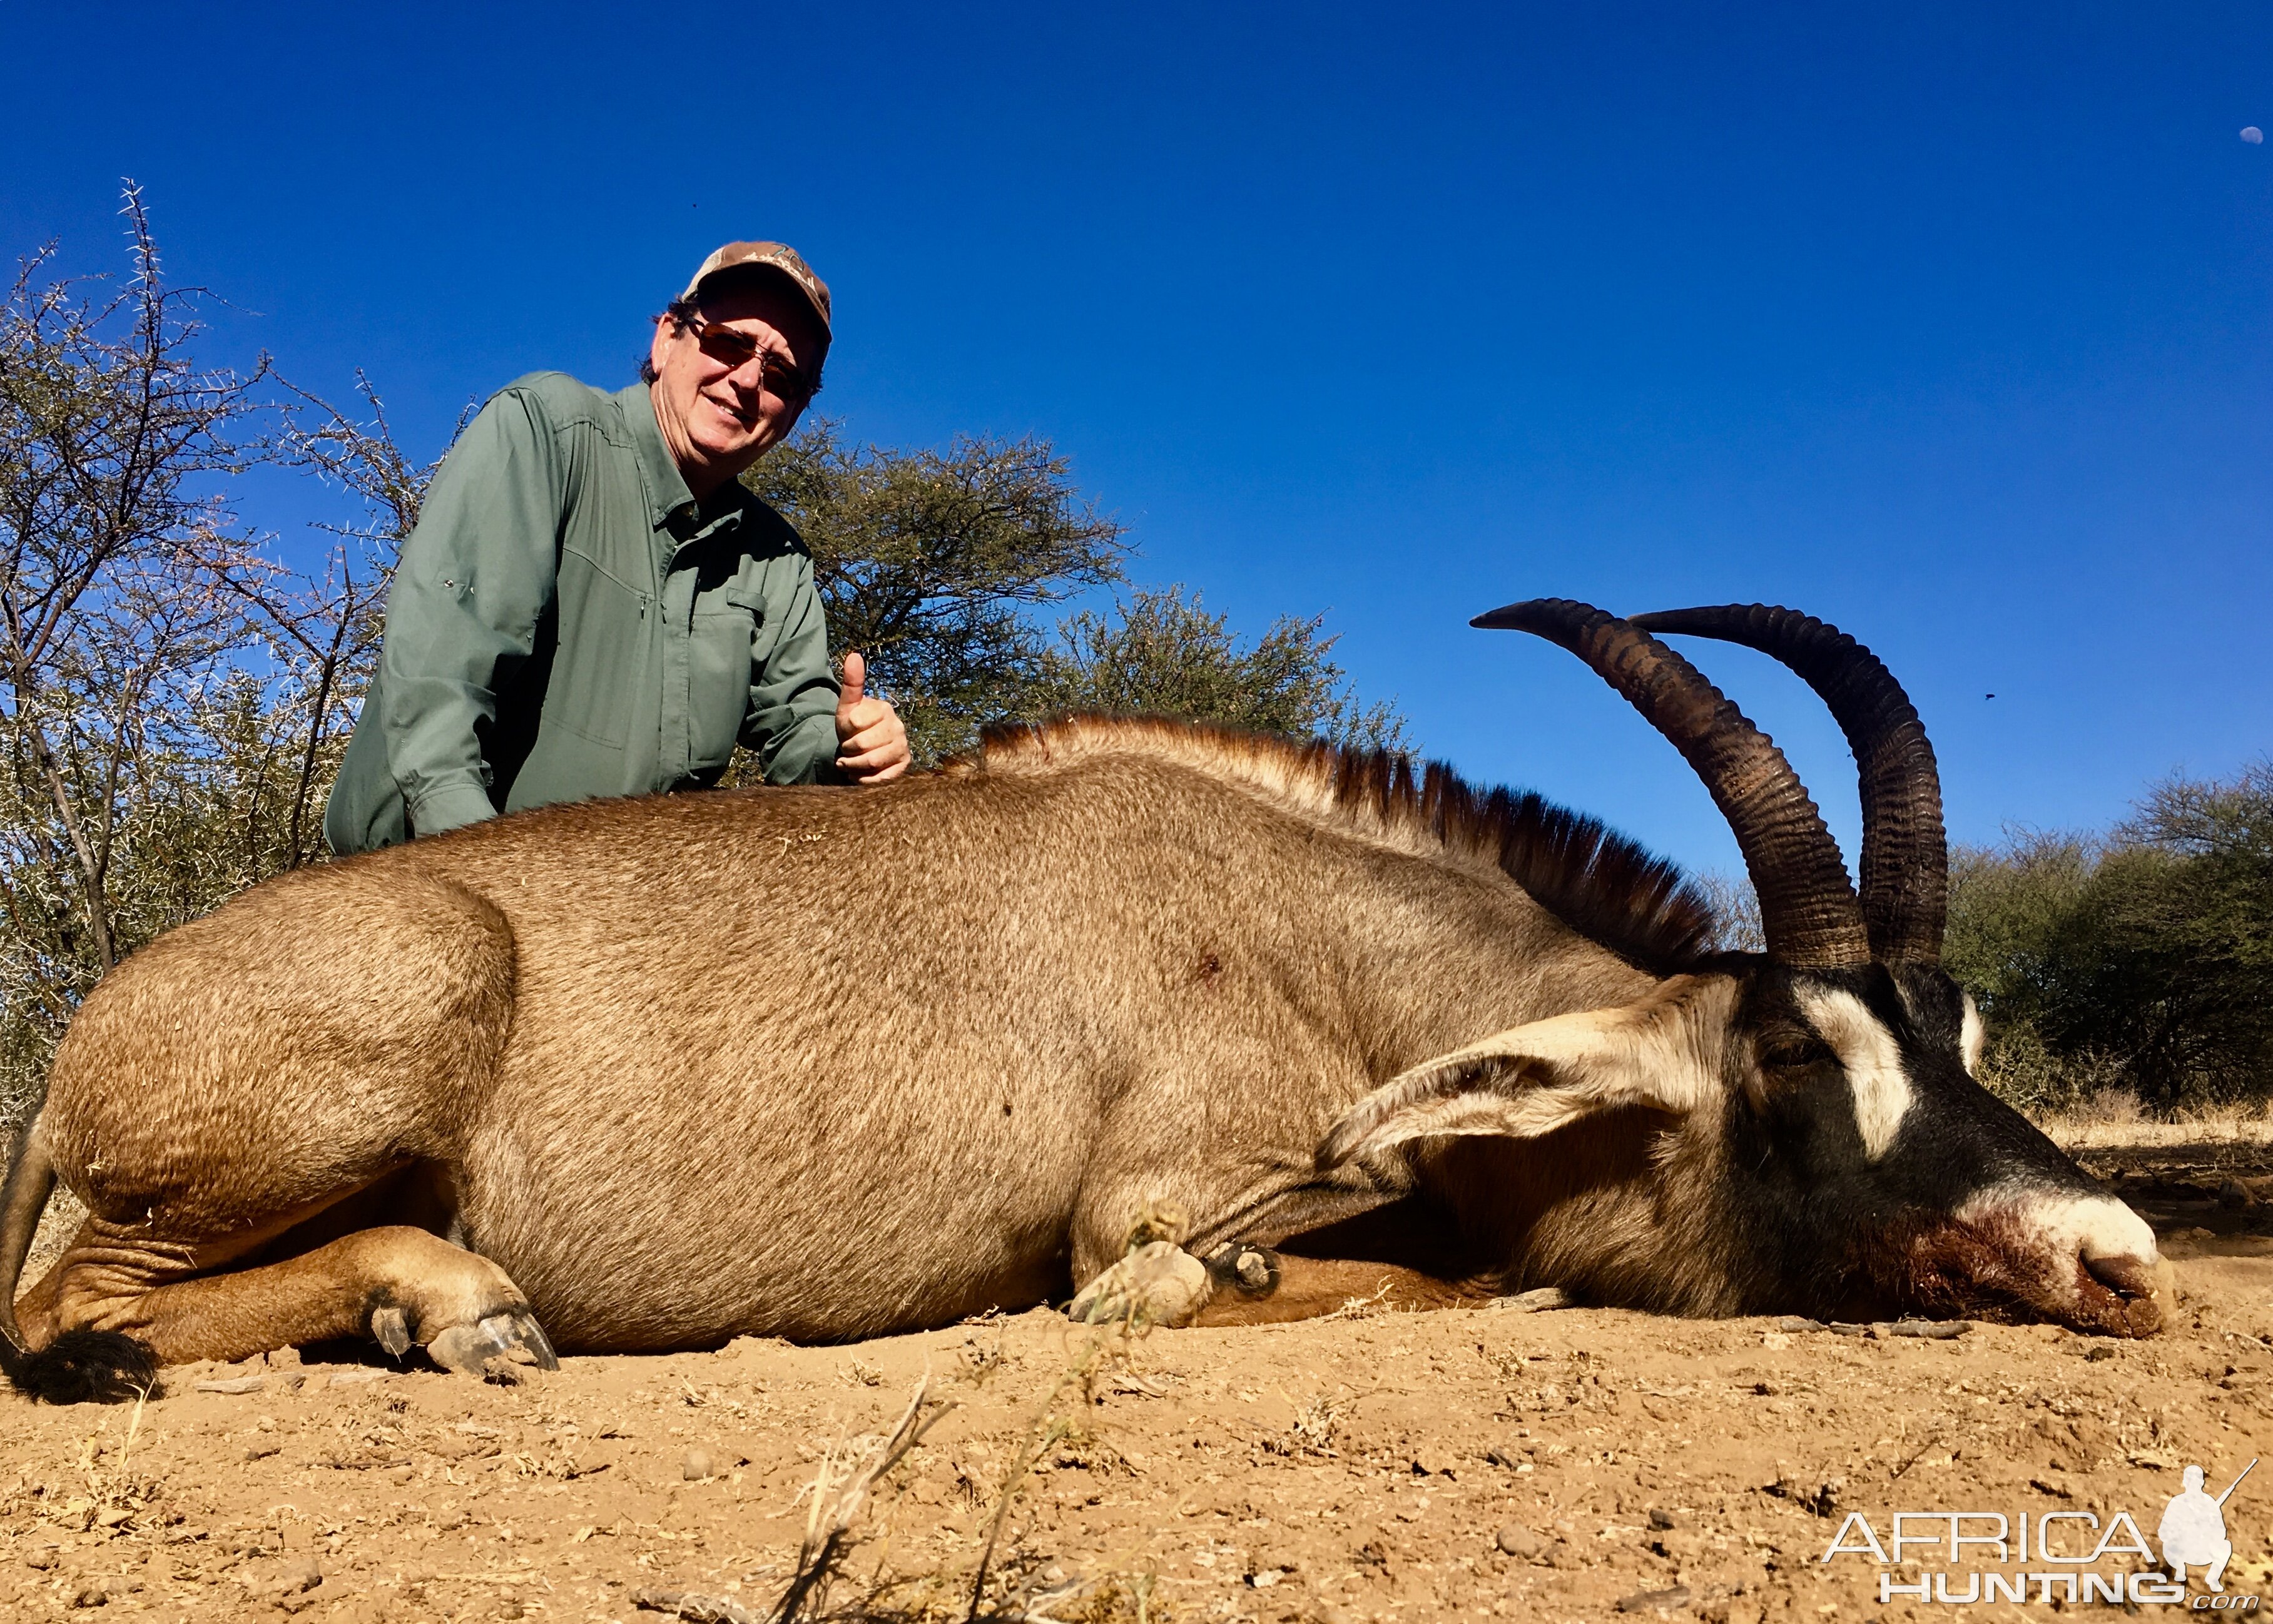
[325, 241, 908, 855]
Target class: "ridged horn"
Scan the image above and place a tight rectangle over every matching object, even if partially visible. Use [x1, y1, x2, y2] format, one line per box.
[1629, 604, 1945, 965]
[1473, 598, 1869, 968]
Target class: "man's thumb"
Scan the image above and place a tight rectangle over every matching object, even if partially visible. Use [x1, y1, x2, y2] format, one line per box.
[841, 650, 866, 707]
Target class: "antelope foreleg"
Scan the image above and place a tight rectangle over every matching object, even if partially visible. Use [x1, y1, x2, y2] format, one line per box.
[49, 1224, 556, 1371]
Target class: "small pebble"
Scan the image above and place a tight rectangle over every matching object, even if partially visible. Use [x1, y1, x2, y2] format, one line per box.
[1774, 1315, 1824, 1332]
[682, 1448, 716, 1481]
[1495, 1523, 1543, 1559]
[1649, 1507, 1678, 1530]
[2219, 1179, 2255, 1210]
[278, 1559, 322, 1595]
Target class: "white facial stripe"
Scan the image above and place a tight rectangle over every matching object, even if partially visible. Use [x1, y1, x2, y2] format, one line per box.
[1959, 995, 1985, 1077]
[1796, 988, 1913, 1162]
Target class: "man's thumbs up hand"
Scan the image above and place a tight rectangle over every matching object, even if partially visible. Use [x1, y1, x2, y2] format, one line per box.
[834, 650, 910, 783]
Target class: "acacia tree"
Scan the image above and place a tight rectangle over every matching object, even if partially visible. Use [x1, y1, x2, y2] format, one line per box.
[746, 420, 1132, 762]
[0, 198, 450, 1128]
[0, 188, 272, 975]
[745, 425, 1408, 762]
[247, 374, 454, 870]
[1022, 585, 1408, 752]
[1944, 763, 2273, 1114]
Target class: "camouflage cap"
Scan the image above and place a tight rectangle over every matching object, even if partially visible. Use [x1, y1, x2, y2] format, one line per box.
[679, 241, 831, 340]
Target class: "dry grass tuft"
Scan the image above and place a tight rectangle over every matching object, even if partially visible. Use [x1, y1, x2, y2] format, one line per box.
[1321, 1281, 1395, 1321]
[631, 1375, 957, 1624]
[1256, 1387, 1349, 1462]
[651, 1239, 1185, 1624]
[45, 1382, 165, 1538]
[961, 1319, 1147, 1620]
[774, 1375, 954, 1623]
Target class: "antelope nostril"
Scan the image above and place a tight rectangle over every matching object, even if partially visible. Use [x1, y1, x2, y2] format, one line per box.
[2082, 1250, 2159, 1302]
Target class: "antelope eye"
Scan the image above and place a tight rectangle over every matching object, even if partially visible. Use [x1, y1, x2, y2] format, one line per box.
[1757, 1036, 1835, 1073]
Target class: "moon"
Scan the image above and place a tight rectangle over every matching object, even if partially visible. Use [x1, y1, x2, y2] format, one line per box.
[2244, 126, 2264, 145]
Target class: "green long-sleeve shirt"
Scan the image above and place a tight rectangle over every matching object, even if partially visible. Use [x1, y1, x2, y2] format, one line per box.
[323, 373, 842, 855]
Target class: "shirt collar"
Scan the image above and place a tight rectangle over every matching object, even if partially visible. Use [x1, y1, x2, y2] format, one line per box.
[622, 380, 700, 533]
[623, 382, 760, 552]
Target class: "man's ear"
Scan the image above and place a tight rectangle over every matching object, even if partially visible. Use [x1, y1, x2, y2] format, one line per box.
[1316, 978, 1728, 1172]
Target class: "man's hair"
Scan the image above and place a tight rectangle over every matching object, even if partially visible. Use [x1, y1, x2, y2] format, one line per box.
[638, 298, 703, 384]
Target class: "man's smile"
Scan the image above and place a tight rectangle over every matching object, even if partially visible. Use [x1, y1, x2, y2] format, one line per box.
[702, 390, 761, 435]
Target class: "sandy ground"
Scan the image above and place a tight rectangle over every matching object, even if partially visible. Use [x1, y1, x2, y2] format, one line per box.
[3, 1140, 2269, 1623]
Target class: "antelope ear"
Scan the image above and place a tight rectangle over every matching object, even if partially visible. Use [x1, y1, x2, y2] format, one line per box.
[1316, 982, 1724, 1172]
[1959, 990, 1986, 1077]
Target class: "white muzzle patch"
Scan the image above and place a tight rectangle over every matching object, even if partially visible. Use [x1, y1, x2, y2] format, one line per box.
[1798, 988, 1913, 1162]
[1956, 1185, 2162, 1306]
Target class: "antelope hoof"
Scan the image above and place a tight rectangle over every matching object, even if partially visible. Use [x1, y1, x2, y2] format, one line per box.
[371, 1305, 412, 1358]
[1201, 1241, 1282, 1299]
[1069, 1241, 1214, 1328]
[427, 1311, 560, 1376]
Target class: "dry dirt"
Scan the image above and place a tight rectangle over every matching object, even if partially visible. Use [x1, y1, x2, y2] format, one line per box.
[3, 1144, 2270, 1624]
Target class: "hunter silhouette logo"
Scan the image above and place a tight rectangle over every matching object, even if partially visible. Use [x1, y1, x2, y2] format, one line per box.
[2160, 1460, 2255, 1594]
[1820, 1456, 2262, 1607]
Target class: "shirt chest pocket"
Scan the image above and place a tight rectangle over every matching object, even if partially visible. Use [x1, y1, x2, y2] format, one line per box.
[686, 579, 781, 768]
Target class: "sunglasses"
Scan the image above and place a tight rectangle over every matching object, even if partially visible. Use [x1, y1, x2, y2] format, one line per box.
[674, 311, 819, 401]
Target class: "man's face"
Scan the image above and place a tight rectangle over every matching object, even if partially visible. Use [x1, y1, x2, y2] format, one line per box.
[647, 277, 825, 495]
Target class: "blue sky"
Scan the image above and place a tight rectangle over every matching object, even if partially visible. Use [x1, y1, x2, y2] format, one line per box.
[4, 3, 2267, 882]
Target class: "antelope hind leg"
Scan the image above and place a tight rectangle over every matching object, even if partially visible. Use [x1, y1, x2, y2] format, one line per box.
[1187, 1254, 1490, 1326]
[1069, 1241, 1218, 1327]
[1069, 1243, 1484, 1329]
[53, 1222, 557, 1373]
